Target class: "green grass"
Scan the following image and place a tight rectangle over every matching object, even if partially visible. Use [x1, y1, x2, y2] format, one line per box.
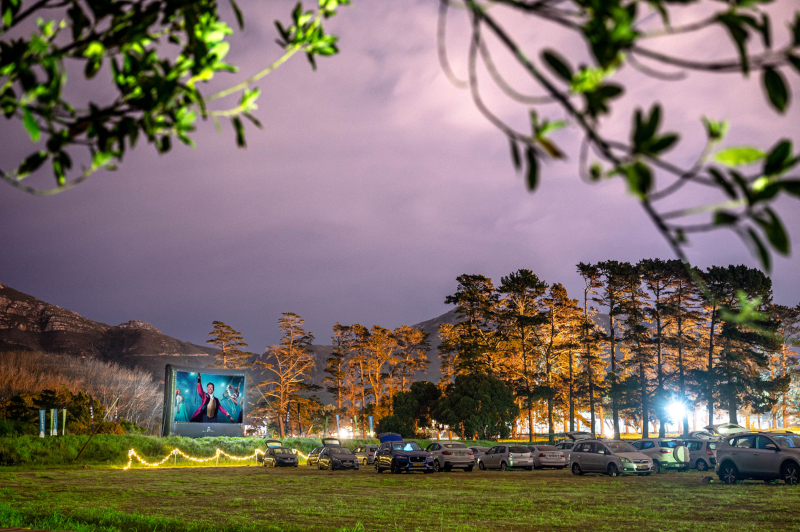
[1, 465, 798, 531]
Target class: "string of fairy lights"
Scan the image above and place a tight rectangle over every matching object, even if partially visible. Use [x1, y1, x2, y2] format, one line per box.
[123, 447, 310, 470]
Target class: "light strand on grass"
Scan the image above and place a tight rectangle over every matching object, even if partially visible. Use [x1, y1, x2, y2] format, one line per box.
[293, 449, 309, 460]
[123, 448, 265, 470]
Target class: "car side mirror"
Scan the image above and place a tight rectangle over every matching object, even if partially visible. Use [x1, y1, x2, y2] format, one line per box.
[765, 444, 778, 451]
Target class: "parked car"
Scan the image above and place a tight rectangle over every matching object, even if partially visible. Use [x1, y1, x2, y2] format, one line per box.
[631, 438, 690, 473]
[354, 445, 379, 465]
[426, 441, 475, 472]
[554, 440, 575, 461]
[257, 439, 284, 464]
[375, 439, 434, 474]
[687, 430, 717, 440]
[527, 445, 567, 469]
[318, 446, 360, 471]
[683, 439, 718, 471]
[306, 446, 324, 467]
[477, 445, 534, 471]
[715, 431, 800, 485]
[262, 446, 299, 467]
[469, 446, 490, 460]
[565, 431, 594, 441]
[705, 423, 748, 437]
[570, 439, 653, 476]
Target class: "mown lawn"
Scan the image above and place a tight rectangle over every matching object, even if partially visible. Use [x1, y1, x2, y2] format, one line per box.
[1, 465, 798, 532]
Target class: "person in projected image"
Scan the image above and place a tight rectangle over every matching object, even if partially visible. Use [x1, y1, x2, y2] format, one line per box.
[190, 374, 235, 423]
[174, 388, 189, 422]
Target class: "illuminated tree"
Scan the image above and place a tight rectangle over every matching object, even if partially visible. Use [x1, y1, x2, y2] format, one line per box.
[1, 0, 351, 195]
[576, 262, 604, 434]
[206, 320, 249, 369]
[392, 325, 431, 392]
[323, 323, 353, 415]
[254, 312, 317, 439]
[768, 304, 800, 427]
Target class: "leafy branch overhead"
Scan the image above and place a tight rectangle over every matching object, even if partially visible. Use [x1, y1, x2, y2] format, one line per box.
[1, 0, 350, 195]
[438, 0, 800, 273]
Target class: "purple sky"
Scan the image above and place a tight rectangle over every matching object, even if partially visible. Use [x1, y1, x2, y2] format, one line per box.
[1, 1, 799, 351]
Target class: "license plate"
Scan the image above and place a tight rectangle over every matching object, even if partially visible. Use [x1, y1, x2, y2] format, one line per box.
[414, 463, 424, 466]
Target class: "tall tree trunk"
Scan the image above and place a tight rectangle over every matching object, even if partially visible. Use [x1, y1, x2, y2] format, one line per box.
[610, 310, 620, 439]
[568, 346, 575, 432]
[707, 307, 717, 424]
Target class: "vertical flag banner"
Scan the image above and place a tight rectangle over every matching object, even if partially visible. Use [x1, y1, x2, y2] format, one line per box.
[285, 404, 290, 436]
[368, 415, 374, 435]
[114, 404, 118, 426]
[38, 410, 45, 438]
[89, 395, 94, 431]
[62, 408, 67, 436]
[335, 414, 340, 436]
[51, 408, 57, 436]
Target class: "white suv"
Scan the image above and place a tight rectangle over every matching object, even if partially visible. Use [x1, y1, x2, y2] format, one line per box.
[715, 432, 800, 485]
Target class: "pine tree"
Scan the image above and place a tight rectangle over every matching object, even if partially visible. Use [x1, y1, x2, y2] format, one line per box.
[323, 323, 353, 415]
[253, 313, 317, 439]
[206, 321, 250, 369]
[393, 325, 431, 392]
[769, 304, 800, 427]
[577, 262, 604, 434]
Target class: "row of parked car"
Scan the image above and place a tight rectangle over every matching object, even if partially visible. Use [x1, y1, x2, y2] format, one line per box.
[256, 423, 800, 484]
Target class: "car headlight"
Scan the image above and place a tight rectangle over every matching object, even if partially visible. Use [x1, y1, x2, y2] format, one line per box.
[620, 457, 631, 463]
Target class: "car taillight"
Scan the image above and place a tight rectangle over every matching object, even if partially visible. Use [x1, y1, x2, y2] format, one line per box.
[368, 453, 373, 457]
[660, 449, 671, 454]
[559, 454, 565, 458]
[442, 451, 452, 455]
[706, 448, 714, 456]
[539, 453, 546, 458]
[468, 450, 474, 455]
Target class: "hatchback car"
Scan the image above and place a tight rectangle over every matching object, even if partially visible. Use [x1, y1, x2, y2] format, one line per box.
[257, 439, 284, 464]
[683, 439, 718, 471]
[375, 440, 435, 474]
[318, 446, 359, 470]
[631, 438, 690, 473]
[469, 446, 490, 460]
[554, 440, 574, 461]
[570, 440, 652, 476]
[262, 446, 299, 467]
[527, 445, 567, 469]
[354, 445, 379, 465]
[306, 446, 323, 467]
[715, 431, 800, 485]
[426, 441, 475, 472]
[477, 445, 534, 471]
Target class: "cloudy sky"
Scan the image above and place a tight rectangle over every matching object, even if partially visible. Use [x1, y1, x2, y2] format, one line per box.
[1, 0, 799, 351]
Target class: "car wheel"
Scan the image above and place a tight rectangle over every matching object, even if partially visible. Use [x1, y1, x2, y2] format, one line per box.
[607, 463, 619, 477]
[652, 461, 661, 474]
[434, 460, 441, 473]
[318, 462, 323, 470]
[696, 459, 709, 472]
[478, 461, 486, 471]
[782, 463, 799, 485]
[500, 461, 509, 471]
[391, 460, 400, 474]
[375, 463, 382, 474]
[571, 463, 583, 476]
[720, 463, 739, 485]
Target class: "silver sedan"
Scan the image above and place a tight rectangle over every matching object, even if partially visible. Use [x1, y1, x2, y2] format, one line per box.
[527, 445, 567, 469]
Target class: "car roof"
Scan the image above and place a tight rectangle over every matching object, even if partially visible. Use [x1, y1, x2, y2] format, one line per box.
[377, 432, 404, 442]
[264, 439, 283, 447]
[431, 441, 467, 445]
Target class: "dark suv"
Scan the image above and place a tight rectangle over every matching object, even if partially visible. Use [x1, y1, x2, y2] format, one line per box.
[715, 431, 800, 485]
[375, 440, 434, 474]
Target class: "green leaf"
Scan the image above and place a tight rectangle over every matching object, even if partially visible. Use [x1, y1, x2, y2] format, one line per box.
[510, 138, 521, 172]
[17, 151, 47, 178]
[22, 107, 40, 142]
[713, 146, 765, 167]
[83, 41, 105, 59]
[649, 134, 678, 154]
[542, 50, 573, 82]
[717, 13, 750, 75]
[752, 208, 789, 255]
[232, 116, 246, 147]
[713, 211, 738, 226]
[701, 117, 728, 141]
[525, 146, 539, 192]
[746, 228, 771, 272]
[789, 54, 800, 75]
[764, 139, 791, 176]
[708, 167, 738, 199]
[763, 67, 788, 113]
[780, 180, 800, 198]
[623, 162, 653, 199]
[228, 0, 244, 30]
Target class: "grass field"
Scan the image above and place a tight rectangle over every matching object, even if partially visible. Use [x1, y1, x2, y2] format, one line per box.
[1, 465, 799, 532]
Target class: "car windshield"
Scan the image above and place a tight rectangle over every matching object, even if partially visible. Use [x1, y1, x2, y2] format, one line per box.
[391, 442, 422, 451]
[509, 446, 530, 453]
[658, 441, 678, 448]
[535, 446, 558, 452]
[444, 443, 467, 449]
[606, 442, 637, 453]
[274, 448, 292, 454]
[773, 435, 800, 448]
[330, 448, 353, 455]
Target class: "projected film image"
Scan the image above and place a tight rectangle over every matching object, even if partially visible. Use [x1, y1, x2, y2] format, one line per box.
[173, 371, 244, 424]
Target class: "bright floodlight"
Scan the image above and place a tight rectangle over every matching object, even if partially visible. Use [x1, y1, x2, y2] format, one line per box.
[667, 401, 686, 424]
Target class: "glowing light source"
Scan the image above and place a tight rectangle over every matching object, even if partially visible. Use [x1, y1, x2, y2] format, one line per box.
[124, 447, 266, 470]
[667, 401, 686, 424]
